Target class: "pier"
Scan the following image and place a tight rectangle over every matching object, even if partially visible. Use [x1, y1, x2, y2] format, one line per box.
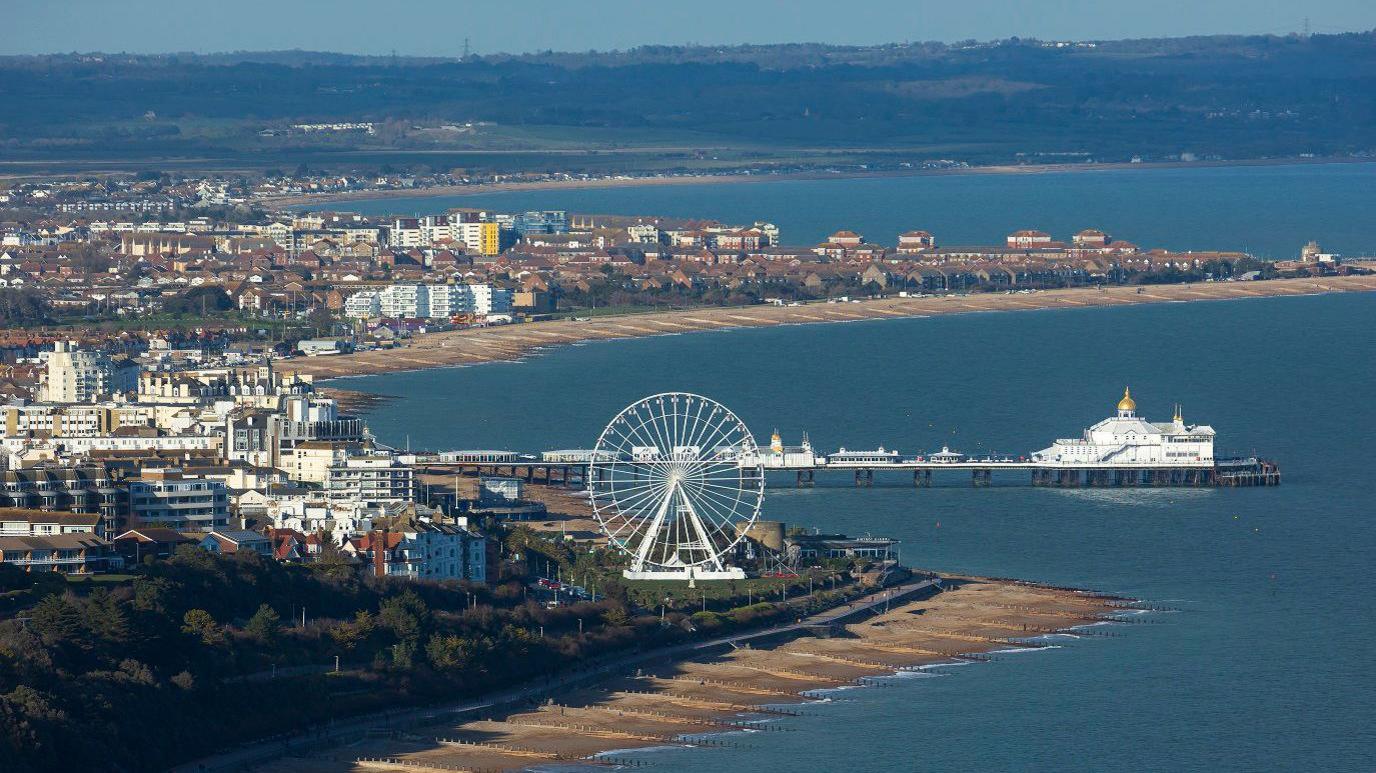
[403, 392, 1280, 490]
[413, 457, 588, 487]
[404, 450, 1280, 489]
[774, 454, 1279, 488]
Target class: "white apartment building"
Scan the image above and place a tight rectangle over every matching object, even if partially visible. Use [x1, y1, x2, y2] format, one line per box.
[262, 495, 381, 546]
[343, 291, 381, 318]
[389, 519, 486, 582]
[380, 283, 427, 318]
[282, 440, 362, 484]
[470, 284, 513, 317]
[343, 283, 513, 320]
[325, 456, 414, 503]
[626, 223, 662, 244]
[344, 511, 486, 582]
[2, 434, 221, 468]
[0, 511, 104, 540]
[390, 218, 424, 248]
[1, 402, 201, 439]
[427, 284, 466, 317]
[127, 469, 229, 531]
[41, 342, 137, 403]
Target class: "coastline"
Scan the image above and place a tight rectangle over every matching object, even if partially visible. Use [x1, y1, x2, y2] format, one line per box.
[292, 275, 1376, 384]
[191, 575, 1129, 772]
[262, 156, 1375, 208]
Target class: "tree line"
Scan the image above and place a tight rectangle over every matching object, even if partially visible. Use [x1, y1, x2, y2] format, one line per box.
[0, 541, 836, 772]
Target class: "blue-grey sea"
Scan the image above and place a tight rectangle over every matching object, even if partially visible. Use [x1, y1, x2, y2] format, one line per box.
[324, 165, 1376, 772]
[326, 162, 1376, 259]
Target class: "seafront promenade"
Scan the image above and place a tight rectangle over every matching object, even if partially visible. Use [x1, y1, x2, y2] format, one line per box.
[297, 275, 1376, 380]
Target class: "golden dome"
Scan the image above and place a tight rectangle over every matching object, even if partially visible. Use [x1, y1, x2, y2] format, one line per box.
[1116, 387, 1136, 412]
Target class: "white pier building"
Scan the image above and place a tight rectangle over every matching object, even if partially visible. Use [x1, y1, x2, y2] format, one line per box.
[1030, 388, 1215, 468]
[752, 430, 821, 469]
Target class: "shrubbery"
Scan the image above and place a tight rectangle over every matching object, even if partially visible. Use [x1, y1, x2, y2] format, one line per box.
[0, 547, 663, 771]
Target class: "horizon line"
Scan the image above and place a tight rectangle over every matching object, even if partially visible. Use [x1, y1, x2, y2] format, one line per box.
[3, 28, 1375, 62]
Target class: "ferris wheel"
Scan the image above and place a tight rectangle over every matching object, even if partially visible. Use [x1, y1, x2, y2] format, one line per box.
[589, 393, 763, 581]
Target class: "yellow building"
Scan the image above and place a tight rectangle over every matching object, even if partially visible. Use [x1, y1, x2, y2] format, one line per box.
[458, 221, 501, 256]
[476, 221, 500, 256]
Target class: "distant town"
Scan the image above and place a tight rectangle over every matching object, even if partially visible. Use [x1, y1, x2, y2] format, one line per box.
[0, 167, 1357, 576]
[2, 171, 1366, 352]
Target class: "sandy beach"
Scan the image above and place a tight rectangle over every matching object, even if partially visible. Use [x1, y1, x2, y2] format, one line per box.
[296, 275, 1376, 383]
[262, 156, 1373, 208]
[248, 576, 1124, 772]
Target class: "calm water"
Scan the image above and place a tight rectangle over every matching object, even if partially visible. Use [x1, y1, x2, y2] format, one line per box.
[328, 162, 1376, 259]
[333, 292, 1376, 772]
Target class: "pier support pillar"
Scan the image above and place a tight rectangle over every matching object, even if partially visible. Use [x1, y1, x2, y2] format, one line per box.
[855, 469, 873, 487]
[971, 469, 992, 487]
[914, 470, 931, 488]
[796, 469, 815, 488]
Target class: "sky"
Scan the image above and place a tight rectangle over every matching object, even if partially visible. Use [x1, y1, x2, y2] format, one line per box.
[5, 0, 1374, 57]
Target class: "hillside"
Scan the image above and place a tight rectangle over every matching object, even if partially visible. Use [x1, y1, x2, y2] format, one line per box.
[1, 33, 1373, 174]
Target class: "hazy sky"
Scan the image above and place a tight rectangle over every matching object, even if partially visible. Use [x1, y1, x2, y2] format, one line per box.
[6, 0, 1374, 56]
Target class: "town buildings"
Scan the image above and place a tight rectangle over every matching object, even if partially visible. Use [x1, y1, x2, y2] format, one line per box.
[325, 455, 415, 504]
[343, 282, 514, 321]
[344, 508, 487, 582]
[41, 341, 138, 403]
[127, 468, 230, 531]
[0, 176, 1360, 585]
[0, 533, 120, 574]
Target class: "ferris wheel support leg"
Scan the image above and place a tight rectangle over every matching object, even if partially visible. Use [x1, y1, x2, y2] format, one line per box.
[679, 490, 727, 574]
[630, 482, 677, 576]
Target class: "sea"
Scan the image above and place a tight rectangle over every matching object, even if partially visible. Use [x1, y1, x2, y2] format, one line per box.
[325, 161, 1376, 259]
[323, 165, 1376, 772]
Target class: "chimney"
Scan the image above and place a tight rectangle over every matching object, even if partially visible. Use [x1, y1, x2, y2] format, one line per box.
[373, 527, 388, 578]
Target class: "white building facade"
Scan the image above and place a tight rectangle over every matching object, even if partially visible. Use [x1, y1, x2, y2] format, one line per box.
[41, 342, 137, 403]
[325, 455, 415, 503]
[1031, 388, 1215, 468]
[343, 283, 514, 320]
[128, 470, 230, 531]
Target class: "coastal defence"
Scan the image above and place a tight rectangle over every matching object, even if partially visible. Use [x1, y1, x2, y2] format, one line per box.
[245, 577, 1129, 773]
[298, 275, 1376, 381]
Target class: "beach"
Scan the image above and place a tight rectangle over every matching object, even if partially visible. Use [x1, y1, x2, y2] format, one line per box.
[300, 275, 1376, 383]
[261, 156, 1373, 208]
[246, 576, 1125, 772]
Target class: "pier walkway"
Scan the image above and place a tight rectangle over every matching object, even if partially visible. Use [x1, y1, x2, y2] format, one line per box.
[409, 452, 1280, 488]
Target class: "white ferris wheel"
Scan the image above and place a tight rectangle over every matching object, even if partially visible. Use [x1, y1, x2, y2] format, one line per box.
[589, 393, 763, 582]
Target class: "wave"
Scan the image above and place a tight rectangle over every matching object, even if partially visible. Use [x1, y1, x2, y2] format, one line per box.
[918, 660, 974, 670]
[591, 743, 684, 758]
[886, 669, 947, 679]
[987, 644, 1062, 655]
